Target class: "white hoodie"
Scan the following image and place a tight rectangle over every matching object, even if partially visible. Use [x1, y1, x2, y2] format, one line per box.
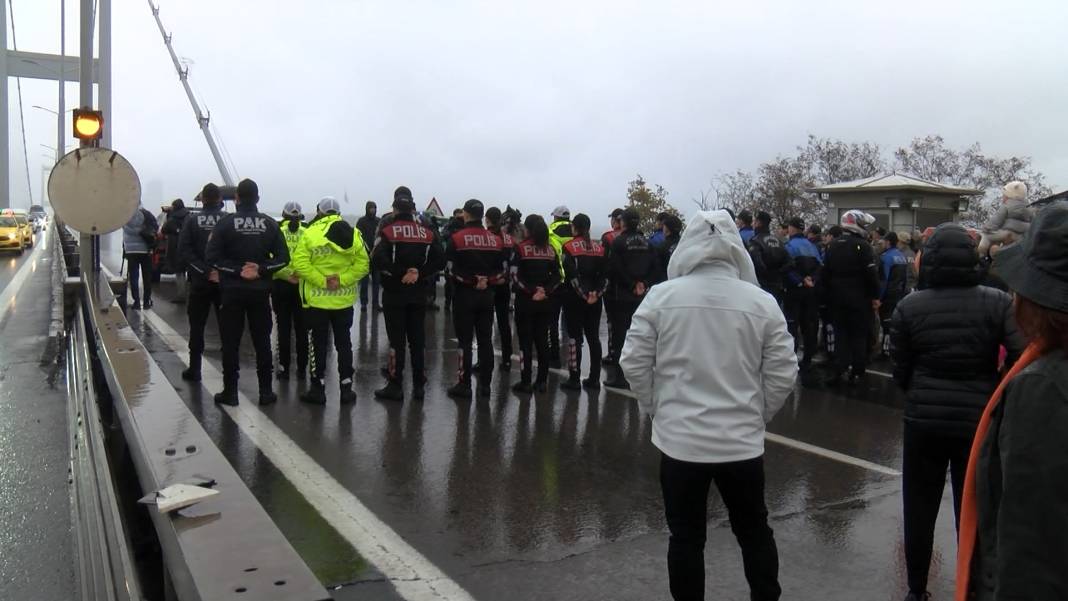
[620, 210, 798, 463]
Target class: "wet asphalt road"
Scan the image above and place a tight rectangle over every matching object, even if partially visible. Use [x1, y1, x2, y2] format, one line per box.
[0, 232, 76, 601]
[109, 256, 962, 601]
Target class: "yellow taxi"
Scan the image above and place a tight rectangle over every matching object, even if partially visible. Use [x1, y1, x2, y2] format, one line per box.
[8, 209, 34, 249]
[0, 209, 26, 255]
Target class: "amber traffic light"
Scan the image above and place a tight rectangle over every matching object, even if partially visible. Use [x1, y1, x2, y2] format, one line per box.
[73, 108, 103, 142]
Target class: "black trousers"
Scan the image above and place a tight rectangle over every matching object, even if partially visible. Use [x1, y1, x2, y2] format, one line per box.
[660, 453, 781, 601]
[514, 297, 552, 384]
[383, 300, 427, 384]
[451, 286, 494, 386]
[563, 293, 603, 380]
[608, 299, 641, 363]
[902, 424, 969, 594]
[306, 306, 354, 384]
[602, 296, 617, 360]
[125, 252, 153, 304]
[492, 284, 513, 359]
[271, 280, 308, 372]
[831, 305, 871, 377]
[548, 288, 568, 359]
[187, 282, 221, 367]
[219, 288, 274, 392]
[784, 286, 819, 365]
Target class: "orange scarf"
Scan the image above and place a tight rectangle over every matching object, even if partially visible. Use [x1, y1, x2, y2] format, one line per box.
[955, 342, 1044, 601]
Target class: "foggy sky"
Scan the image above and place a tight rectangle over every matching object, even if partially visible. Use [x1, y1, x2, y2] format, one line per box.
[9, 0, 1068, 226]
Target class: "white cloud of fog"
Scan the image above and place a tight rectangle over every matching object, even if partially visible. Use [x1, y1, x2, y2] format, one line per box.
[8, 0, 1068, 229]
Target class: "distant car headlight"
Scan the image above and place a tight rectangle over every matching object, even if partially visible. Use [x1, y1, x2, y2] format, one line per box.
[6, 233, 15, 240]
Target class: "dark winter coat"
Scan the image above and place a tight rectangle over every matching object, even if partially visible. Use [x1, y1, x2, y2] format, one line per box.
[972, 350, 1068, 601]
[890, 224, 1026, 438]
[161, 201, 190, 272]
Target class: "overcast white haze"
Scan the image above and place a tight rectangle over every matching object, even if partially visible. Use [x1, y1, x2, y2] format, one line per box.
[8, 0, 1068, 223]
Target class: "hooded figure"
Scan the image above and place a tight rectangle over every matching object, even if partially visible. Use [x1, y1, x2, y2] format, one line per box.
[162, 198, 190, 275]
[619, 210, 796, 601]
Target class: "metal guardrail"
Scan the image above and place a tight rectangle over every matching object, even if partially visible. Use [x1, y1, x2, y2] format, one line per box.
[59, 223, 331, 601]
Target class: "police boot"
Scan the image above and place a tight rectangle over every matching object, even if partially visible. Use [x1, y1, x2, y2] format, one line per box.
[447, 381, 472, 399]
[181, 354, 202, 382]
[560, 371, 582, 391]
[339, 379, 357, 405]
[374, 379, 404, 401]
[603, 366, 630, 390]
[301, 380, 327, 405]
[582, 377, 601, 391]
[259, 389, 277, 405]
[411, 375, 426, 401]
[213, 388, 238, 407]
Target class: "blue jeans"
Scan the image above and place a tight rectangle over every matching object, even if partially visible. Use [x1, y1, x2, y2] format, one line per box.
[359, 271, 380, 307]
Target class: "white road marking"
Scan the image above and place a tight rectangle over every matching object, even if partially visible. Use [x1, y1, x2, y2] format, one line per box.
[0, 229, 49, 322]
[491, 349, 902, 477]
[142, 310, 477, 601]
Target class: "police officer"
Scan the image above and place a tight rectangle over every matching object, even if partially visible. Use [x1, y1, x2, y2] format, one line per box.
[821, 210, 880, 386]
[442, 208, 465, 310]
[603, 208, 655, 389]
[784, 216, 823, 370]
[178, 182, 226, 382]
[560, 213, 608, 391]
[878, 230, 909, 354]
[511, 214, 561, 393]
[372, 186, 444, 402]
[445, 199, 507, 399]
[600, 208, 624, 366]
[746, 210, 790, 306]
[292, 197, 370, 406]
[484, 207, 515, 369]
[356, 201, 381, 311]
[547, 206, 573, 368]
[205, 178, 290, 406]
[272, 202, 308, 380]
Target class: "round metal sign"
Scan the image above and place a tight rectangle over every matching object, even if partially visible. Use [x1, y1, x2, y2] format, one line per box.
[47, 147, 142, 235]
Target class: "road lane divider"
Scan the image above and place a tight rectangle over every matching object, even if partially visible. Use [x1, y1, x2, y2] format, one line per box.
[141, 309, 478, 601]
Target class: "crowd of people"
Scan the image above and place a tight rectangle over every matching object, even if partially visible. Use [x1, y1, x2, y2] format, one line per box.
[119, 177, 1068, 601]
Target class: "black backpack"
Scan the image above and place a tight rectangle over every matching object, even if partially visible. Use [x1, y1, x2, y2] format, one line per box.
[139, 209, 159, 246]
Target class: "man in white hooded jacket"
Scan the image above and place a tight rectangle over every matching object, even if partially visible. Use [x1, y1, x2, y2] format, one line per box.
[621, 210, 797, 601]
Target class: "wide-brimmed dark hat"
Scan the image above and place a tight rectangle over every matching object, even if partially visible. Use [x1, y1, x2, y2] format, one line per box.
[994, 201, 1068, 312]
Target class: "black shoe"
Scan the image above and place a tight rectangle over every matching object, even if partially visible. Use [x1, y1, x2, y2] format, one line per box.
[904, 592, 931, 601]
[259, 391, 277, 405]
[582, 378, 601, 390]
[511, 381, 533, 394]
[339, 386, 357, 405]
[300, 384, 327, 405]
[143, 299, 154, 309]
[374, 381, 404, 401]
[277, 367, 291, 381]
[533, 381, 548, 393]
[130, 300, 141, 310]
[213, 390, 238, 406]
[603, 376, 630, 389]
[560, 379, 582, 391]
[447, 382, 472, 399]
[181, 368, 201, 382]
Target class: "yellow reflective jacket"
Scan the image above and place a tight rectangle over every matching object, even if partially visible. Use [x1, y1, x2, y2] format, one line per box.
[548, 219, 573, 276]
[274, 219, 307, 281]
[291, 214, 369, 309]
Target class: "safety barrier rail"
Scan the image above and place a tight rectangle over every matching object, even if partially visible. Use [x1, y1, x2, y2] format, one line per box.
[59, 222, 331, 600]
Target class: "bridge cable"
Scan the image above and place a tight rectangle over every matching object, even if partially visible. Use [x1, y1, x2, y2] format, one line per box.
[7, 0, 34, 207]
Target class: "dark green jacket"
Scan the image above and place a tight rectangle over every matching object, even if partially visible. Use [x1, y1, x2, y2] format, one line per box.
[973, 349, 1068, 600]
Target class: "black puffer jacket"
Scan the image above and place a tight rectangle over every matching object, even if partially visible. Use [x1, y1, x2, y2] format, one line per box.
[890, 223, 1026, 438]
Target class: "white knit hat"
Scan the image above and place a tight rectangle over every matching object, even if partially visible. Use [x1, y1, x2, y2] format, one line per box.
[1003, 181, 1028, 201]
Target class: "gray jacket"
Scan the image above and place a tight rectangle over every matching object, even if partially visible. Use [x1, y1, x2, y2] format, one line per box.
[972, 349, 1068, 600]
[122, 208, 152, 253]
[982, 198, 1032, 237]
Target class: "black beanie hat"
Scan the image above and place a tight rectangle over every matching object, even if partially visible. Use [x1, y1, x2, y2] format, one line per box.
[237, 178, 259, 203]
[463, 199, 484, 220]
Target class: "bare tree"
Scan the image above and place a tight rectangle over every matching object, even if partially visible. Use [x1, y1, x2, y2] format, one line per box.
[695, 170, 758, 213]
